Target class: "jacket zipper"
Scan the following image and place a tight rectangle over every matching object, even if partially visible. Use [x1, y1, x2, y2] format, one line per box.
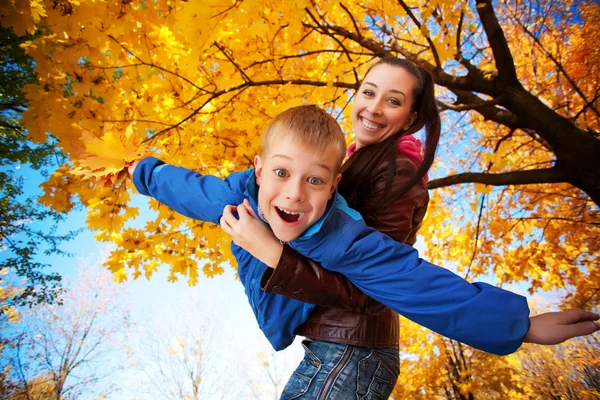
[318, 345, 352, 400]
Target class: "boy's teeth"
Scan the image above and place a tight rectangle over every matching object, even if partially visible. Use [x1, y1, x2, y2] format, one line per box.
[277, 207, 304, 216]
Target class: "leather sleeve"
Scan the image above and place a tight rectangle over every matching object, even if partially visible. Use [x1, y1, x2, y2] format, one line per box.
[261, 244, 387, 314]
[361, 155, 429, 246]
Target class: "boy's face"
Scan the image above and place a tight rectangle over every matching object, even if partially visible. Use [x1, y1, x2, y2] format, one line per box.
[254, 134, 342, 242]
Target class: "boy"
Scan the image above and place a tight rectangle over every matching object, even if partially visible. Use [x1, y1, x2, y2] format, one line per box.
[130, 105, 599, 355]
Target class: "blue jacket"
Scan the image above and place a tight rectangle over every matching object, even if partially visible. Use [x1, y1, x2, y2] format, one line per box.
[133, 157, 530, 355]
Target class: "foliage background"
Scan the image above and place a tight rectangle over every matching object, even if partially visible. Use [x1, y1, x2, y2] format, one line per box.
[0, 0, 598, 398]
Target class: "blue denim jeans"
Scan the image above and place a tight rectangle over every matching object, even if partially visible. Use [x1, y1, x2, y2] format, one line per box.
[280, 340, 400, 400]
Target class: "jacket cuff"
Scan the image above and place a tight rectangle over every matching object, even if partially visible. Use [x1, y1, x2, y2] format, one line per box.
[260, 244, 304, 299]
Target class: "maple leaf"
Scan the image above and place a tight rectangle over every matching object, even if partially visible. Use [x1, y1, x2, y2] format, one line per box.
[71, 123, 147, 186]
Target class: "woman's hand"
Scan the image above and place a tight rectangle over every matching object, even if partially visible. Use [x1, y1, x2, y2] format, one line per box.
[220, 199, 283, 268]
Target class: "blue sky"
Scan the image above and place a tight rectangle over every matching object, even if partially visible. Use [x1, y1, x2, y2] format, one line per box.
[2, 164, 305, 399]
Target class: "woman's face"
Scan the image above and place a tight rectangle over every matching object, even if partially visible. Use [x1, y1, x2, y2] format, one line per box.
[352, 64, 418, 149]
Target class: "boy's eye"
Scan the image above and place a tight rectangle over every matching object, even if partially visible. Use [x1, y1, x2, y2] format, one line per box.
[275, 169, 288, 178]
[307, 177, 323, 185]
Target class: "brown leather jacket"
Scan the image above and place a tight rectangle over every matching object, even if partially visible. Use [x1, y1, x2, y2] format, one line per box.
[261, 152, 429, 348]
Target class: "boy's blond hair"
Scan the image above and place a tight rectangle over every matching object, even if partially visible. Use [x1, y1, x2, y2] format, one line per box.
[261, 105, 347, 171]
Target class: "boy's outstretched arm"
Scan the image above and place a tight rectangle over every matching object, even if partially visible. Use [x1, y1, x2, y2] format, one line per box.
[525, 309, 600, 344]
[129, 156, 247, 225]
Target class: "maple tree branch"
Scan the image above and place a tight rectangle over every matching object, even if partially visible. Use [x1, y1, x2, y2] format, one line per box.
[513, 15, 600, 119]
[465, 194, 486, 281]
[210, 0, 242, 19]
[475, 0, 519, 87]
[245, 50, 368, 68]
[304, 7, 354, 62]
[105, 36, 207, 93]
[144, 79, 357, 142]
[375, 22, 429, 51]
[437, 97, 505, 112]
[319, 23, 497, 96]
[572, 92, 600, 122]
[396, 0, 441, 67]
[455, 10, 465, 62]
[508, 216, 600, 227]
[451, 90, 520, 128]
[493, 128, 515, 152]
[213, 42, 252, 82]
[101, 118, 172, 126]
[428, 166, 566, 190]
[339, 3, 362, 38]
[578, 288, 600, 309]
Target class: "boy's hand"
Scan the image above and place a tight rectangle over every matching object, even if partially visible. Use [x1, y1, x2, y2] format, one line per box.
[93, 159, 140, 188]
[127, 160, 140, 177]
[524, 309, 600, 345]
[220, 199, 283, 268]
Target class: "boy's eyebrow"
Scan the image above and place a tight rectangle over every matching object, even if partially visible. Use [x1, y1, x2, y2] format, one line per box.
[364, 82, 406, 101]
[271, 154, 333, 173]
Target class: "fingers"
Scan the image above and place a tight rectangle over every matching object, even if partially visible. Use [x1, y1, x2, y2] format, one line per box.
[560, 309, 600, 324]
[219, 215, 232, 235]
[243, 199, 258, 218]
[220, 205, 239, 231]
[127, 160, 140, 177]
[237, 199, 259, 220]
[237, 202, 250, 218]
[558, 320, 600, 343]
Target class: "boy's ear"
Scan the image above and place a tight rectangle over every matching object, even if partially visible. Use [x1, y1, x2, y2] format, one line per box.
[254, 155, 263, 185]
[329, 173, 342, 198]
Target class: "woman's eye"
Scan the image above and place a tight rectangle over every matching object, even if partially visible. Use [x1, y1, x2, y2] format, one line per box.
[387, 98, 400, 106]
[308, 177, 322, 185]
[275, 169, 288, 178]
[362, 89, 374, 96]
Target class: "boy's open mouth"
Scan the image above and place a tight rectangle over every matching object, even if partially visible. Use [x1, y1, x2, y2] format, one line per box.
[276, 206, 304, 223]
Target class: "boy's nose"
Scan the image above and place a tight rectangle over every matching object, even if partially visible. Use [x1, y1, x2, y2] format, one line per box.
[284, 180, 305, 202]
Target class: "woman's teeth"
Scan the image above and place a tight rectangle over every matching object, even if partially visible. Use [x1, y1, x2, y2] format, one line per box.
[362, 118, 381, 129]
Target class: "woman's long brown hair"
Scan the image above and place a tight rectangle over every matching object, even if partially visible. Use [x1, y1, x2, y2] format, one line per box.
[337, 57, 441, 213]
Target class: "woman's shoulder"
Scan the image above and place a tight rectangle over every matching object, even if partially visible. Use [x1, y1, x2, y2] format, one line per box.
[396, 136, 424, 168]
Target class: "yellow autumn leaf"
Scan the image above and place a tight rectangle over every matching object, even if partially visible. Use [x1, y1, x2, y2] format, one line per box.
[474, 183, 493, 194]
